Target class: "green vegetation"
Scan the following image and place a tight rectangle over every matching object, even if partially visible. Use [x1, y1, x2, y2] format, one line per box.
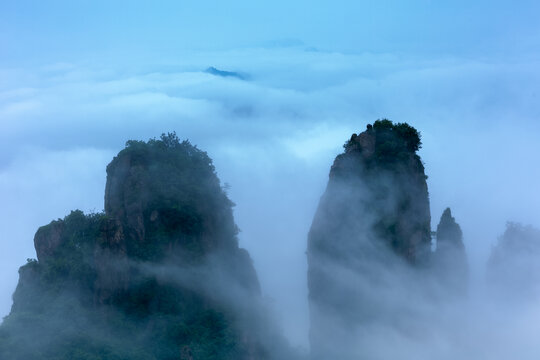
[107, 132, 238, 262]
[0, 133, 267, 360]
[344, 119, 422, 163]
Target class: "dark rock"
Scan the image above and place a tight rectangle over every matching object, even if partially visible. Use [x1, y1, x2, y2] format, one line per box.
[0, 133, 290, 360]
[433, 208, 468, 296]
[33, 220, 65, 262]
[307, 120, 431, 359]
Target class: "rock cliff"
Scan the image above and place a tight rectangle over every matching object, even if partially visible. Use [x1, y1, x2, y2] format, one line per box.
[307, 120, 431, 359]
[0, 133, 287, 360]
[433, 208, 468, 296]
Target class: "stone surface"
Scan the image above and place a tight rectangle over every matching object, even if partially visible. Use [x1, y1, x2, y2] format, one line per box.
[307, 121, 431, 359]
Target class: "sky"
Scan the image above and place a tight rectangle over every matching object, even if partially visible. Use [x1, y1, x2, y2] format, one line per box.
[1, 0, 540, 350]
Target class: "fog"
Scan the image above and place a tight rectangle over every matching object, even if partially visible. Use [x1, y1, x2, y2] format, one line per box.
[2, 1, 540, 357]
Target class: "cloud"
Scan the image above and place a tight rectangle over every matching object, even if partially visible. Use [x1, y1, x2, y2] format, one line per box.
[1, 47, 540, 350]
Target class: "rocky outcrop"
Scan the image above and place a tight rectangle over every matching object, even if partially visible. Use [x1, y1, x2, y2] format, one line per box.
[102, 137, 246, 263]
[33, 220, 65, 262]
[307, 120, 431, 359]
[0, 133, 283, 360]
[433, 208, 468, 296]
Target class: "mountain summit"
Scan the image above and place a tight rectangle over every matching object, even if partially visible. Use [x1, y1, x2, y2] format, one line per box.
[0, 133, 290, 360]
[307, 120, 432, 359]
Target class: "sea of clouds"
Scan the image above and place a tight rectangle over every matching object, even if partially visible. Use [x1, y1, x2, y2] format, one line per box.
[1, 46, 540, 349]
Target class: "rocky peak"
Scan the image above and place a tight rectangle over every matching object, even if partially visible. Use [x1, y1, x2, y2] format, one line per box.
[33, 220, 64, 263]
[323, 120, 430, 262]
[433, 207, 468, 296]
[344, 124, 375, 158]
[307, 120, 431, 359]
[2, 133, 276, 360]
[436, 208, 464, 251]
[103, 133, 240, 262]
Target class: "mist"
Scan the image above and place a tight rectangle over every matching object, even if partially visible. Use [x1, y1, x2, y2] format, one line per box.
[306, 125, 540, 359]
[2, 1, 540, 358]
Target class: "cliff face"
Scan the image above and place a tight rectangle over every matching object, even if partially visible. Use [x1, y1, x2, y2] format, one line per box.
[307, 120, 431, 359]
[0, 133, 277, 360]
[103, 137, 243, 262]
[433, 208, 468, 296]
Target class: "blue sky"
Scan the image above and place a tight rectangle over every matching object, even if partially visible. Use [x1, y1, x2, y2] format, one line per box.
[1, 0, 540, 351]
[2, 0, 540, 65]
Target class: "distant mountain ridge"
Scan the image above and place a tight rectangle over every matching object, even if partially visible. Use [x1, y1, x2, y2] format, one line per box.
[205, 67, 248, 80]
